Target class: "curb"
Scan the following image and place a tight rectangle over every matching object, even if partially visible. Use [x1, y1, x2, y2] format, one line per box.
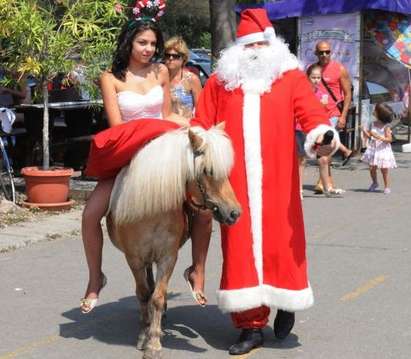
[0, 207, 83, 253]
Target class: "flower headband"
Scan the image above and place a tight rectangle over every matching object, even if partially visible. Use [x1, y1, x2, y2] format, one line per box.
[131, 0, 166, 23]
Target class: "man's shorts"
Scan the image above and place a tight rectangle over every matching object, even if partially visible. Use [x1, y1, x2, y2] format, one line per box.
[295, 130, 306, 157]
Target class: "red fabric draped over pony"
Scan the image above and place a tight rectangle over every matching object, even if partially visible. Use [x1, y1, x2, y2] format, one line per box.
[85, 119, 180, 179]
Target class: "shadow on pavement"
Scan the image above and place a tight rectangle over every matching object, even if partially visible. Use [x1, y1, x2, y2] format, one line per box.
[59, 296, 236, 353]
[59, 296, 302, 355]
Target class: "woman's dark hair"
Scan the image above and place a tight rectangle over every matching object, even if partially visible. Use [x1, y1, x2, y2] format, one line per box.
[375, 102, 394, 124]
[306, 63, 322, 77]
[111, 20, 164, 81]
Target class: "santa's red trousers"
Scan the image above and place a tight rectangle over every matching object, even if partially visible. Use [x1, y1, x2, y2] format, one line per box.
[231, 306, 271, 328]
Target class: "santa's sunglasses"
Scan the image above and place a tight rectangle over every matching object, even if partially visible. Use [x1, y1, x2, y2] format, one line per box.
[164, 53, 182, 60]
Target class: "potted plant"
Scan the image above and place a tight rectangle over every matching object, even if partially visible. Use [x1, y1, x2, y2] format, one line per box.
[0, 0, 126, 209]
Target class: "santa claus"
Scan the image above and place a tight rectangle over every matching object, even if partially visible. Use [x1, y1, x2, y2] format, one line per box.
[191, 8, 340, 355]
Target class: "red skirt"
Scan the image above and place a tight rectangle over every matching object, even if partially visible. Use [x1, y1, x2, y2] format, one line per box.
[85, 119, 180, 179]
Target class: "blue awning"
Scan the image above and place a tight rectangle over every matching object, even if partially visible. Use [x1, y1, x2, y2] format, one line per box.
[237, 1, 411, 20]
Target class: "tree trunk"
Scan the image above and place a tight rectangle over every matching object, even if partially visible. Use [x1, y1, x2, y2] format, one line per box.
[209, 0, 236, 65]
[42, 82, 50, 170]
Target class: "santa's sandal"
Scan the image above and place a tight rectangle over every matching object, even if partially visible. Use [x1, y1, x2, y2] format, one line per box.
[80, 273, 107, 314]
[183, 267, 207, 307]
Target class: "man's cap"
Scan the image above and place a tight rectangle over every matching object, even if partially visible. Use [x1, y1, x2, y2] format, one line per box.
[236, 8, 275, 45]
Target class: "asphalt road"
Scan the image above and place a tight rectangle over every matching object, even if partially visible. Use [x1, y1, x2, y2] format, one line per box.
[1, 154, 411, 359]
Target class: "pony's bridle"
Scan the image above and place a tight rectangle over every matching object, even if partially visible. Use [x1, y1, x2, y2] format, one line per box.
[188, 149, 220, 214]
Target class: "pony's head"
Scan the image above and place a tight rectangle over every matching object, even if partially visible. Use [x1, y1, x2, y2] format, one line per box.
[186, 124, 241, 225]
[110, 123, 241, 225]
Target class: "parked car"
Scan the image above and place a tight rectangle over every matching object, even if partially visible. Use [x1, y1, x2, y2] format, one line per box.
[190, 48, 211, 62]
[189, 50, 211, 77]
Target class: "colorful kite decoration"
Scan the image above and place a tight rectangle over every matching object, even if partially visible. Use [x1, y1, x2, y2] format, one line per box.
[366, 12, 411, 69]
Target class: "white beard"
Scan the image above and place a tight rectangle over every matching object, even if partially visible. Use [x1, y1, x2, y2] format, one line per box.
[215, 37, 301, 94]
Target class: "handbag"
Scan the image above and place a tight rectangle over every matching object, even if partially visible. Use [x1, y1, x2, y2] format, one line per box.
[321, 78, 344, 114]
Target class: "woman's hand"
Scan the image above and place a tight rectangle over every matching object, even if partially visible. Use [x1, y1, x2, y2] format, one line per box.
[313, 134, 337, 157]
[336, 114, 347, 130]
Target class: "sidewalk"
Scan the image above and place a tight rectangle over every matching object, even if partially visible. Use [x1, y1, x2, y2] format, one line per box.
[0, 179, 96, 253]
[0, 207, 83, 253]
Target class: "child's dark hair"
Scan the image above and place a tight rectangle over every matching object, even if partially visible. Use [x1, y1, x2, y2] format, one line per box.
[306, 63, 322, 76]
[111, 20, 164, 81]
[374, 102, 394, 124]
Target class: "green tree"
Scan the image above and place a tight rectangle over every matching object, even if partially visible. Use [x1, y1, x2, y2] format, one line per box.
[208, 0, 265, 62]
[0, 0, 126, 170]
[161, 0, 210, 48]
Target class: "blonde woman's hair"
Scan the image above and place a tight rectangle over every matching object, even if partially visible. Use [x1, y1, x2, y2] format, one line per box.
[164, 36, 190, 65]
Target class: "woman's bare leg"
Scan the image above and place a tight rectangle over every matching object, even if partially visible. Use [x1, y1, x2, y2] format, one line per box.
[81, 178, 115, 303]
[339, 143, 352, 158]
[318, 156, 332, 190]
[188, 210, 213, 305]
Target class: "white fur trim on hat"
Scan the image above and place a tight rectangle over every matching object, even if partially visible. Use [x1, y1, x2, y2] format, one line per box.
[236, 31, 266, 45]
[236, 27, 276, 45]
[304, 124, 341, 159]
[217, 284, 314, 313]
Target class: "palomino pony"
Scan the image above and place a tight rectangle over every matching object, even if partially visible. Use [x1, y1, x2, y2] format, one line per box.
[106, 124, 241, 359]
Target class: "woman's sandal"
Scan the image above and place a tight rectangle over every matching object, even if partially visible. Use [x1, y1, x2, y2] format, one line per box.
[183, 267, 207, 307]
[80, 273, 107, 314]
[324, 188, 344, 198]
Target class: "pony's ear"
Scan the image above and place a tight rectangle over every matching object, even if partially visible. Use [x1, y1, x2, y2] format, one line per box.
[216, 121, 226, 131]
[188, 129, 203, 150]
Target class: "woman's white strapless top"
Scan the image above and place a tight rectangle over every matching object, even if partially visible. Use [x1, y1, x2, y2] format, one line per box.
[117, 85, 163, 122]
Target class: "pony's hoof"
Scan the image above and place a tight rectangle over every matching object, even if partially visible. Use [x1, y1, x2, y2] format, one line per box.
[143, 348, 162, 359]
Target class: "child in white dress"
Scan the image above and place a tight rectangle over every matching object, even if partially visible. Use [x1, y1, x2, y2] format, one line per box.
[362, 102, 397, 194]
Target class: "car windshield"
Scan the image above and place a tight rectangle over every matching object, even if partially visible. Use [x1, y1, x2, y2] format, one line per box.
[189, 50, 210, 63]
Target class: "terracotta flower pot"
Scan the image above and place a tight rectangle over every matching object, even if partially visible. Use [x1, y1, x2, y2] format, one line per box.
[21, 166, 75, 210]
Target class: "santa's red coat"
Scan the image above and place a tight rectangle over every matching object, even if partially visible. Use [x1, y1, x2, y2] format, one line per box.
[192, 69, 331, 313]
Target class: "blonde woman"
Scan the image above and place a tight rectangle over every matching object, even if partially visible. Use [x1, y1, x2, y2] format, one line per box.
[164, 36, 210, 306]
[164, 36, 202, 122]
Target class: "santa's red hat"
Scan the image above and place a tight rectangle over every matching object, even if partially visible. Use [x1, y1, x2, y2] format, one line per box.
[236, 8, 276, 45]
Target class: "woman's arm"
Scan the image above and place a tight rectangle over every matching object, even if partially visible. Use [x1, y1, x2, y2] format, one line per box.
[189, 71, 202, 107]
[100, 71, 123, 127]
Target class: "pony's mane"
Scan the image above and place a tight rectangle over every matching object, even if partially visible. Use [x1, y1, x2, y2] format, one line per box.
[110, 126, 233, 224]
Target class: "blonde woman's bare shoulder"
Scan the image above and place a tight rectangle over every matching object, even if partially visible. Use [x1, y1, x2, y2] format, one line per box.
[151, 63, 168, 75]
[184, 69, 200, 82]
